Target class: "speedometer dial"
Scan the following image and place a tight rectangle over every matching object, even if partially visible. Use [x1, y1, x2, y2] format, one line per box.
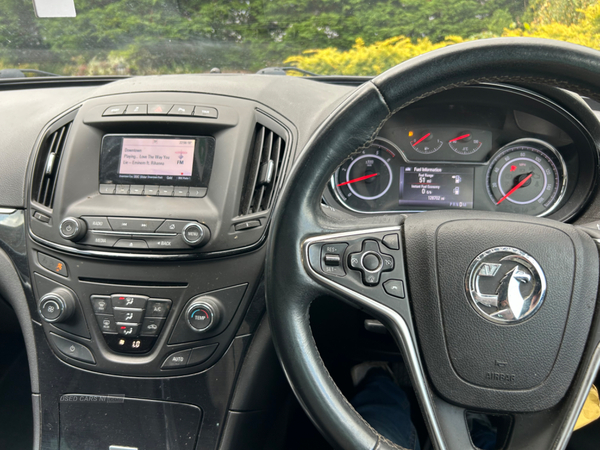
[486, 139, 567, 216]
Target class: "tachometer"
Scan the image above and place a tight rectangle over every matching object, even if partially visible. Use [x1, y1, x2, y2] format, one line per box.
[333, 140, 399, 212]
[486, 139, 567, 216]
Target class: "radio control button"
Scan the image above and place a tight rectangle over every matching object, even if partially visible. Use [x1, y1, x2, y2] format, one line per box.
[144, 185, 159, 196]
[111, 294, 147, 309]
[145, 236, 187, 249]
[99, 184, 115, 194]
[182, 223, 205, 246]
[79, 234, 121, 247]
[188, 187, 207, 198]
[113, 239, 149, 249]
[82, 216, 111, 231]
[129, 185, 144, 195]
[158, 186, 174, 196]
[156, 220, 187, 233]
[115, 184, 130, 195]
[173, 187, 189, 197]
[108, 217, 164, 232]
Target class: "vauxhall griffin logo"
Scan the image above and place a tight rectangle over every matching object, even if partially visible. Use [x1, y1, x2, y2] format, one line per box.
[466, 247, 546, 323]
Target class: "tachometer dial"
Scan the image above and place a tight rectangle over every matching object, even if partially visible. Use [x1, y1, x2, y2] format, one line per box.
[333, 140, 399, 212]
[486, 139, 567, 216]
[410, 131, 443, 154]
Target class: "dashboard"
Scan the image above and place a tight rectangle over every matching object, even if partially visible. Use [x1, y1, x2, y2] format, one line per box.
[324, 86, 598, 221]
[0, 74, 600, 450]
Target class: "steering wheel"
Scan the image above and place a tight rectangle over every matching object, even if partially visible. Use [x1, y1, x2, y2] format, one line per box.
[266, 38, 600, 450]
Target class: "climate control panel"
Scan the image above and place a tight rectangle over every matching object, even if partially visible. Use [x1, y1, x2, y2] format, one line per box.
[59, 216, 210, 250]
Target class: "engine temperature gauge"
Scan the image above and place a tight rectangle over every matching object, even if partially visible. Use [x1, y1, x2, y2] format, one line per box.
[449, 131, 483, 155]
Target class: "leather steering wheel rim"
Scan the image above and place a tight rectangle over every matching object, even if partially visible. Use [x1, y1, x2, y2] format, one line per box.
[265, 38, 600, 450]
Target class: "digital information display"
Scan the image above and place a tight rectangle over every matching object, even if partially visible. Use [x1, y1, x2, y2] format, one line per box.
[99, 134, 215, 187]
[399, 165, 474, 209]
[119, 138, 195, 178]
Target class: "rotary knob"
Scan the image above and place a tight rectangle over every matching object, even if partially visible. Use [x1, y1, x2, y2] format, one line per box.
[182, 222, 210, 247]
[186, 299, 220, 332]
[39, 288, 75, 323]
[59, 217, 87, 241]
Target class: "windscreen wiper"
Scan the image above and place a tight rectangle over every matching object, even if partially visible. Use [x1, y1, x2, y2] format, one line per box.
[0, 68, 61, 78]
[256, 66, 320, 76]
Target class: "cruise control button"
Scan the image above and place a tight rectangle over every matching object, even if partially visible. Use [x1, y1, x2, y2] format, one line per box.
[188, 343, 218, 366]
[82, 216, 111, 231]
[103, 105, 126, 116]
[324, 254, 341, 266]
[383, 279, 405, 298]
[114, 239, 148, 249]
[168, 105, 194, 116]
[113, 307, 144, 323]
[146, 299, 172, 317]
[140, 318, 165, 336]
[116, 323, 140, 336]
[96, 315, 117, 334]
[38, 252, 68, 277]
[111, 294, 148, 309]
[49, 333, 95, 364]
[382, 233, 400, 250]
[90, 295, 113, 314]
[320, 242, 348, 277]
[108, 217, 164, 232]
[162, 349, 191, 368]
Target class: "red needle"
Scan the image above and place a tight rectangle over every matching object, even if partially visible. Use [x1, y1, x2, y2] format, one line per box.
[496, 173, 533, 205]
[412, 133, 430, 146]
[337, 173, 379, 187]
[449, 133, 471, 143]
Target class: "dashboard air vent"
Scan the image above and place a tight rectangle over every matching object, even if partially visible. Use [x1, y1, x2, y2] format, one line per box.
[31, 121, 71, 209]
[239, 124, 287, 216]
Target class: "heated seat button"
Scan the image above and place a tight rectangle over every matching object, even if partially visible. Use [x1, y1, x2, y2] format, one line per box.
[113, 307, 144, 323]
[49, 333, 95, 364]
[96, 315, 117, 334]
[90, 295, 113, 314]
[111, 294, 148, 309]
[188, 343, 218, 366]
[162, 349, 191, 369]
[146, 299, 172, 318]
[140, 318, 165, 336]
[383, 279, 405, 299]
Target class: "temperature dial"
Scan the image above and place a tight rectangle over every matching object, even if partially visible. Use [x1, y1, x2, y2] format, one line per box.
[186, 299, 220, 332]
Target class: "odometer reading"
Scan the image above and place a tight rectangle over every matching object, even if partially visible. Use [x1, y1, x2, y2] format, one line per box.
[486, 139, 566, 216]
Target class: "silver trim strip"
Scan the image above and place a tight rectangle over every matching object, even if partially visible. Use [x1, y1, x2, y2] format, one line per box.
[0, 208, 17, 214]
[302, 226, 447, 450]
[91, 230, 177, 237]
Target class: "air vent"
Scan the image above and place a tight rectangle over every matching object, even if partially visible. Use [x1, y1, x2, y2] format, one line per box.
[239, 124, 287, 216]
[31, 121, 72, 209]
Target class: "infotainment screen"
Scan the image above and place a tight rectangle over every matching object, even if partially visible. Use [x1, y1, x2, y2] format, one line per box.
[99, 134, 215, 187]
[399, 165, 474, 209]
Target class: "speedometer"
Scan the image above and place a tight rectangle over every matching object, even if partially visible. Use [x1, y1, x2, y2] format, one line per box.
[486, 139, 567, 216]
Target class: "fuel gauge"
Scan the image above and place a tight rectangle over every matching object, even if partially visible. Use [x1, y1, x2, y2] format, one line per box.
[410, 131, 443, 154]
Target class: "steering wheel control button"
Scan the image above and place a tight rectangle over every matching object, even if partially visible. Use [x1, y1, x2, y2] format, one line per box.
[49, 333, 95, 364]
[362, 252, 381, 271]
[140, 318, 166, 336]
[320, 243, 348, 276]
[111, 294, 148, 309]
[382, 233, 400, 250]
[59, 217, 87, 241]
[113, 307, 144, 323]
[382, 254, 395, 272]
[162, 349, 191, 369]
[96, 315, 117, 334]
[383, 279, 406, 298]
[188, 343, 219, 366]
[103, 105, 126, 116]
[146, 299, 172, 318]
[38, 252, 68, 277]
[90, 295, 113, 314]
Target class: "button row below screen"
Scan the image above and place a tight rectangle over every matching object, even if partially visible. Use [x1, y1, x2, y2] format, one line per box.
[99, 184, 207, 198]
